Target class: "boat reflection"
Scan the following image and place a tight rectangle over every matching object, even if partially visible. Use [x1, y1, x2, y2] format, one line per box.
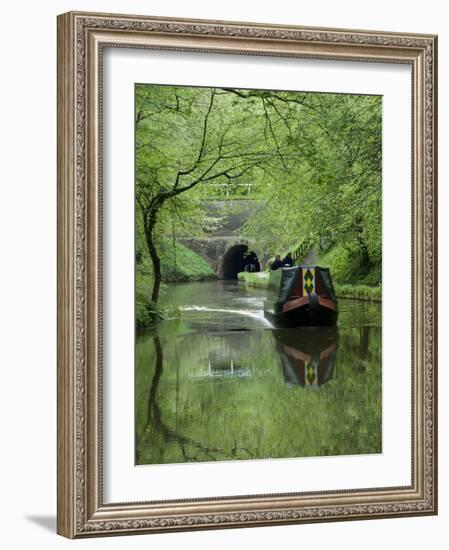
[273, 327, 338, 388]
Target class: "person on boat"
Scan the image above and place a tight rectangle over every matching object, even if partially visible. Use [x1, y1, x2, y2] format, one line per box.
[282, 252, 294, 267]
[271, 255, 283, 270]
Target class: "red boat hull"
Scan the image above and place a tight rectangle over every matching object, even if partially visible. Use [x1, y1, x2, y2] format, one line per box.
[264, 294, 338, 327]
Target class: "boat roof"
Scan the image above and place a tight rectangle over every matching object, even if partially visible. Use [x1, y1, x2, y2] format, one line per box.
[284, 265, 331, 271]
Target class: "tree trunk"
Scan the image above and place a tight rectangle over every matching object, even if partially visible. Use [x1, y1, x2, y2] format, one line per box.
[147, 336, 163, 427]
[354, 215, 370, 270]
[144, 210, 162, 304]
[360, 241, 370, 268]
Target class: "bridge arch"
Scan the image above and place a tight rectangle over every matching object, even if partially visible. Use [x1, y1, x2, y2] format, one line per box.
[219, 244, 260, 280]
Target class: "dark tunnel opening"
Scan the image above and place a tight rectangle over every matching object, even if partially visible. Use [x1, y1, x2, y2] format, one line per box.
[221, 245, 260, 279]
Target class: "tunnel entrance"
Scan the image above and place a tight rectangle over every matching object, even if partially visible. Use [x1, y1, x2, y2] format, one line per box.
[221, 245, 260, 279]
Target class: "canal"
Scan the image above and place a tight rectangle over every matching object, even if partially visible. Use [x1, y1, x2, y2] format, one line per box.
[136, 280, 382, 465]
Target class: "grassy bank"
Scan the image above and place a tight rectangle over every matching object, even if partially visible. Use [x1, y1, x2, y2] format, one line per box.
[316, 244, 381, 301]
[137, 240, 215, 329]
[237, 271, 269, 288]
[159, 240, 216, 283]
[333, 283, 381, 302]
[317, 244, 381, 287]
[238, 271, 381, 302]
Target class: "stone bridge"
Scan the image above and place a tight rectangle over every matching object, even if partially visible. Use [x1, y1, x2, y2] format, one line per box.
[179, 199, 266, 279]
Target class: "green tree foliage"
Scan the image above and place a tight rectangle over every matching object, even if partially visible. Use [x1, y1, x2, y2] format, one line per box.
[237, 92, 382, 280]
[136, 84, 382, 307]
[136, 85, 264, 302]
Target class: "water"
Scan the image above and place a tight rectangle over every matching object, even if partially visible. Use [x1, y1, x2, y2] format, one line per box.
[136, 280, 382, 465]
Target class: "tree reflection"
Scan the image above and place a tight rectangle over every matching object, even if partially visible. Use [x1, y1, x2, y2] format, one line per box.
[144, 336, 257, 462]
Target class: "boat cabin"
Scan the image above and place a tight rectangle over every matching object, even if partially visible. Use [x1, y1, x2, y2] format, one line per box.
[264, 266, 338, 327]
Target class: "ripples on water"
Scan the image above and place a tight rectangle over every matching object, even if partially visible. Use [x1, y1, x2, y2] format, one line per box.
[136, 279, 382, 465]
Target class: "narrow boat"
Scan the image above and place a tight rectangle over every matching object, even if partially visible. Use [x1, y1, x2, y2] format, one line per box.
[263, 265, 338, 327]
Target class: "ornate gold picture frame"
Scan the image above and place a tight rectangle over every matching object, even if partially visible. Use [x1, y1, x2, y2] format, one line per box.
[57, 11, 437, 538]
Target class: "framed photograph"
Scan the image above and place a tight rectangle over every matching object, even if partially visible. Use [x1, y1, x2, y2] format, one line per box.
[57, 11, 438, 538]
